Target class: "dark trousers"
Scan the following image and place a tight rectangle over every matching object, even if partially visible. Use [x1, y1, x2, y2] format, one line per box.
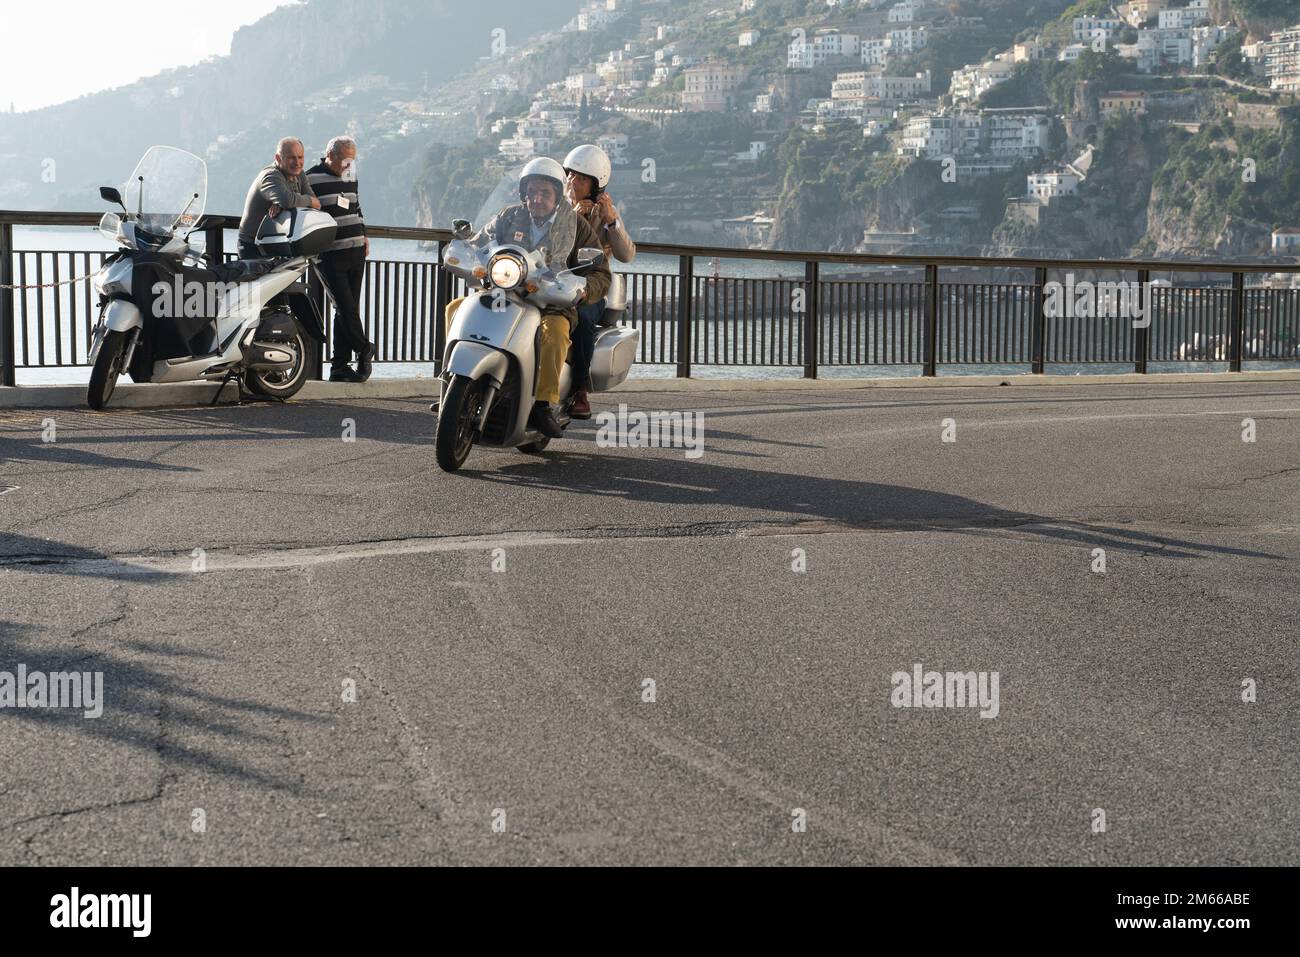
[312, 248, 369, 367]
[573, 299, 604, 389]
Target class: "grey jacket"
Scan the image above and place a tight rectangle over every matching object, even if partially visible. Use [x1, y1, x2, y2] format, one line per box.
[238, 165, 316, 243]
[473, 202, 611, 328]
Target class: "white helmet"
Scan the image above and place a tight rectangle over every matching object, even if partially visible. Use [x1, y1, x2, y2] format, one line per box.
[563, 144, 611, 191]
[518, 157, 567, 202]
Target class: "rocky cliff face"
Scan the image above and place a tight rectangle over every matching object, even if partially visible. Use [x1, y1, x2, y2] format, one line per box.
[767, 151, 1014, 253]
[1144, 182, 1276, 258]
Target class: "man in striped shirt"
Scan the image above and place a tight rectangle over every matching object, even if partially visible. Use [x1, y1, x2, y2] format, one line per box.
[305, 136, 375, 382]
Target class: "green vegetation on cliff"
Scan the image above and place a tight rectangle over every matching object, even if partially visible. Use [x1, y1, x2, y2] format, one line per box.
[1152, 110, 1300, 234]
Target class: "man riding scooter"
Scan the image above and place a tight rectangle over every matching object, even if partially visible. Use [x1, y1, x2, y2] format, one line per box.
[443, 157, 610, 437]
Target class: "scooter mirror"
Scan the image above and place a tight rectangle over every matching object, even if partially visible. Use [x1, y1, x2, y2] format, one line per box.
[100, 186, 125, 208]
[451, 220, 473, 240]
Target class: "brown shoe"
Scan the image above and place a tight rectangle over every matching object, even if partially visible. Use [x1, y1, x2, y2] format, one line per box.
[570, 389, 591, 419]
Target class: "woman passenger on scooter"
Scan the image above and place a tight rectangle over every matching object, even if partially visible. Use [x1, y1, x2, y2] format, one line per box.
[563, 145, 636, 419]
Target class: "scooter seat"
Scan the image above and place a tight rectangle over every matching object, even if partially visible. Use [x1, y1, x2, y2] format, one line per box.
[206, 259, 275, 284]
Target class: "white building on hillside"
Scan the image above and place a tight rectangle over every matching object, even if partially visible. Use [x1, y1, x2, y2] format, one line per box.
[1273, 228, 1300, 255]
[1158, 0, 1211, 30]
[1027, 169, 1080, 204]
[900, 110, 1047, 160]
[950, 59, 1014, 101]
[1073, 17, 1122, 43]
[889, 1, 921, 24]
[1136, 21, 1236, 71]
[788, 31, 860, 68]
[1263, 25, 1300, 93]
[900, 113, 982, 159]
[597, 133, 629, 165]
[984, 111, 1051, 158]
[565, 72, 602, 93]
[862, 26, 928, 65]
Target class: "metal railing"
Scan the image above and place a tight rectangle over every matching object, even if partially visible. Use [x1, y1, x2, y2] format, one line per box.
[3, 209, 1300, 387]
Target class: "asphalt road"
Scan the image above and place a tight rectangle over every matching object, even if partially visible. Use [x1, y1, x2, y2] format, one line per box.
[1, 381, 1297, 865]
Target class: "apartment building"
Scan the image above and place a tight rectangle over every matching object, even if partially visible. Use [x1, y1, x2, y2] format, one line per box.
[900, 109, 1047, 160]
[597, 133, 629, 165]
[1073, 17, 1123, 43]
[1136, 22, 1235, 71]
[788, 31, 860, 68]
[950, 59, 1014, 102]
[984, 111, 1051, 157]
[888, 1, 923, 24]
[1263, 25, 1300, 93]
[900, 113, 982, 159]
[1119, 1, 1169, 27]
[861, 27, 928, 66]
[682, 62, 746, 111]
[1157, 0, 1210, 30]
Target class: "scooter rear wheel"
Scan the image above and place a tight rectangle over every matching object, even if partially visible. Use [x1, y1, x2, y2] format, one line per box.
[244, 332, 308, 400]
[435, 375, 483, 472]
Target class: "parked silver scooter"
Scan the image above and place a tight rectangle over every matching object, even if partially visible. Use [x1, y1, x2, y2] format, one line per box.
[87, 145, 334, 409]
[434, 219, 639, 471]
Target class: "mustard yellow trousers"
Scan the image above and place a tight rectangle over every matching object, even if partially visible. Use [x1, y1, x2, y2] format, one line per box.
[444, 297, 570, 405]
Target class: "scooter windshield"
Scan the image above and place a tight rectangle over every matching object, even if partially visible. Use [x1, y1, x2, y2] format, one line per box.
[473, 165, 528, 230]
[120, 146, 209, 238]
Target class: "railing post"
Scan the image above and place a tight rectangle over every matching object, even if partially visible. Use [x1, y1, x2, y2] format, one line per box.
[306, 264, 325, 381]
[1229, 271, 1245, 372]
[0, 222, 14, 387]
[434, 243, 450, 376]
[1031, 266, 1047, 374]
[675, 255, 693, 379]
[803, 259, 820, 379]
[1135, 269, 1150, 374]
[923, 263, 939, 377]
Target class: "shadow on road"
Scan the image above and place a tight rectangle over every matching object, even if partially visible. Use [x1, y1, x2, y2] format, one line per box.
[0, 617, 322, 794]
[0, 533, 177, 581]
[464, 452, 1283, 561]
[0, 400, 435, 458]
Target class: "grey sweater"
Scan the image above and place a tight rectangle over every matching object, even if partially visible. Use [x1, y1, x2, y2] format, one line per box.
[238, 165, 316, 243]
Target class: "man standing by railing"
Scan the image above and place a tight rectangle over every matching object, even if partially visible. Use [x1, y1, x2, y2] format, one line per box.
[305, 136, 375, 383]
[237, 137, 320, 259]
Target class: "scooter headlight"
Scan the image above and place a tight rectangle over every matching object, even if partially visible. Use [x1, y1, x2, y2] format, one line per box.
[488, 252, 526, 291]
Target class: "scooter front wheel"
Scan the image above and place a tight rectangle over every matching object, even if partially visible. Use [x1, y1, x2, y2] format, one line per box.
[435, 375, 483, 472]
[87, 329, 127, 410]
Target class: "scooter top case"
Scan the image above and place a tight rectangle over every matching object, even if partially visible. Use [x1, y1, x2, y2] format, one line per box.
[255, 208, 337, 258]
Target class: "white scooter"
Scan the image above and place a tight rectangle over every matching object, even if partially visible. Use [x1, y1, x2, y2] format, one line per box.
[87, 145, 335, 409]
[435, 219, 639, 471]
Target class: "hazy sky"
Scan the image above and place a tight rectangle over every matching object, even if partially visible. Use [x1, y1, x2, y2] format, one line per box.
[1, 0, 295, 112]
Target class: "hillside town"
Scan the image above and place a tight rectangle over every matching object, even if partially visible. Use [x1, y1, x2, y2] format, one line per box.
[454, 0, 1300, 265]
